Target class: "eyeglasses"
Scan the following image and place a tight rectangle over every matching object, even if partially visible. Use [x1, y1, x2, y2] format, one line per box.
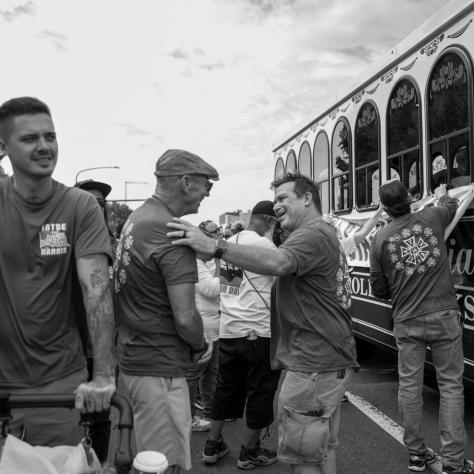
[163, 174, 213, 192]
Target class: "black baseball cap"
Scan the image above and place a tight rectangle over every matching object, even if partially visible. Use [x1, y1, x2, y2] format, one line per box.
[75, 179, 112, 198]
[251, 200, 276, 217]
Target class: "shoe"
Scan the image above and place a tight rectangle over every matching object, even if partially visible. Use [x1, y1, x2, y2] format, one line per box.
[341, 393, 349, 403]
[442, 459, 474, 473]
[194, 401, 204, 411]
[237, 443, 277, 470]
[202, 437, 229, 464]
[409, 448, 436, 472]
[192, 415, 211, 432]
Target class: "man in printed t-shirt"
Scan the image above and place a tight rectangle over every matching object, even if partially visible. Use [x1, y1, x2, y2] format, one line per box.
[114, 149, 216, 473]
[370, 180, 473, 474]
[201, 200, 281, 470]
[0, 97, 116, 446]
[167, 172, 359, 474]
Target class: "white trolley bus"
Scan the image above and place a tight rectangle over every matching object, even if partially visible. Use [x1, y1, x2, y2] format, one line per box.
[272, 0, 474, 386]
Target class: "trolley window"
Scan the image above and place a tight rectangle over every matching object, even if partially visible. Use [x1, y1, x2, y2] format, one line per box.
[355, 102, 380, 209]
[298, 141, 311, 177]
[428, 50, 472, 191]
[274, 157, 285, 180]
[331, 119, 352, 212]
[314, 132, 330, 214]
[387, 79, 422, 200]
[286, 150, 297, 174]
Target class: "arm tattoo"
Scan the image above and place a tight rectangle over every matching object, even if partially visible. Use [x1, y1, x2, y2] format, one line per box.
[77, 255, 115, 379]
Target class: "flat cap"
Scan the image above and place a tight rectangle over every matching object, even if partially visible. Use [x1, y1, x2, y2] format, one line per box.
[155, 149, 219, 180]
[251, 200, 276, 217]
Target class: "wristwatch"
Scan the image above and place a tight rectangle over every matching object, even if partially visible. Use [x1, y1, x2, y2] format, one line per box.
[213, 238, 229, 259]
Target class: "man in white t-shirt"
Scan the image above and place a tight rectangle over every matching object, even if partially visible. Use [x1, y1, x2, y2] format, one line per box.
[202, 201, 281, 470]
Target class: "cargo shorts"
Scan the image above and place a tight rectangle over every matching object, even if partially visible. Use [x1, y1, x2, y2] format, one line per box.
[277, 368, 353, 465]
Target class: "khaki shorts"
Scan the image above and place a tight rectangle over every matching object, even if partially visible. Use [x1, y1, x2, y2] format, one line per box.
[120, 374, 191, 471]
[277, 369, 353, 465]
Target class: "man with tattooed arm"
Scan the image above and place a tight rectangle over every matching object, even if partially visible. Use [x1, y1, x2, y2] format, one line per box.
[0, 97, 116, 446]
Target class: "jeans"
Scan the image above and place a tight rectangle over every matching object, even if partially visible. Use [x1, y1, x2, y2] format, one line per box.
[186, 340, 219, 419]
[394, 309, 467, 468]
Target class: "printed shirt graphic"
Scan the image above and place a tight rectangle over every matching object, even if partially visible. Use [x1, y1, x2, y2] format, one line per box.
[370, 200, 459, 322]
[39, 223, 70, 256]
[219, 230, 275, 338]
[114, 197, 198, 378]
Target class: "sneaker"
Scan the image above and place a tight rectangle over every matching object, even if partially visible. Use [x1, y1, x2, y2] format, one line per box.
[237, 443, 277, 470]
[341, 393, 349, 403]
[192, 415, 211, 432]
[409, 448, 436, 472]
[202, 438, 229, 464]
[442, 459, 474, 473]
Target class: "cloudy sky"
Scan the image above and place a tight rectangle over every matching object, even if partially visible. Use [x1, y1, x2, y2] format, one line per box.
[0, 0, 447, 223]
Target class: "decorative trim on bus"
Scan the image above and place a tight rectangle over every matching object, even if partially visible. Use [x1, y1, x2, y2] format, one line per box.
[400, 57, 418, 71]
[420, 33, 445, 56]
[448, 18, 472, 38]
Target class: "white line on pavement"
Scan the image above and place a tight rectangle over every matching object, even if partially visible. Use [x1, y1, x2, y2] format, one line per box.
[345, 391, 442, 474]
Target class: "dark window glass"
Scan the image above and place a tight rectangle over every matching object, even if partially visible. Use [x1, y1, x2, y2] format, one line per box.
[387, 79, 422, 201]
[313, 132, 329, 214]
[331, 119, 352, 212]
[428, 52, 469, 140]
[427, 50, 471, 191]
[355, 102, 380, 208]
[298, 142, 311, 177]
[286, 150, 297, 173]
[274, 158, 285, 179]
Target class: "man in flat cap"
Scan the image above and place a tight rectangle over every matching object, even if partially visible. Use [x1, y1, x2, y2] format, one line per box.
[370, 181, 473, 474]
[202, 200, 280, 470]
[115, 149, 217, 473]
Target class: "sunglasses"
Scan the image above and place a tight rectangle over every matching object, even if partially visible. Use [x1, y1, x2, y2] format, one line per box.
[165, 174, 213, 192]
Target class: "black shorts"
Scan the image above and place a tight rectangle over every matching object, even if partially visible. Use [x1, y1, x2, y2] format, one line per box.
[211, 336, 281, 430]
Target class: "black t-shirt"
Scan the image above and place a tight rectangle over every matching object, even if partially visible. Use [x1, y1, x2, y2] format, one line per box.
[271, 220, 359, 373]
[115, 196, 198, 377]
[0, 178, 112, 388]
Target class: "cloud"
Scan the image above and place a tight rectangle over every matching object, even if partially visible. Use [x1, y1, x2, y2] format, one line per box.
[116, 123, 164, 144]
[36, 29, 67, 51]
[335, 46, 374, 63]
[0, 1, 36, 22]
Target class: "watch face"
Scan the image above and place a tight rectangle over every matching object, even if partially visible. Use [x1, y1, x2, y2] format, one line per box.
[216, 238, 228, 250]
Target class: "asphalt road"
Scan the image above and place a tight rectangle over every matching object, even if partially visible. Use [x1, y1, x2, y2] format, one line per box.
[107, 345, 474, 473]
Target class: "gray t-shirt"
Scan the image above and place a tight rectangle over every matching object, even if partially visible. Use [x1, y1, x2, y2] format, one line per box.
[270, 220, 359, 373]
[0, 178, 112, 388]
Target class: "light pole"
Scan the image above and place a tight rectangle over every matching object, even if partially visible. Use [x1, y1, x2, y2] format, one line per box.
[125, 181, 148, 202]
[75, 166, 120, 183]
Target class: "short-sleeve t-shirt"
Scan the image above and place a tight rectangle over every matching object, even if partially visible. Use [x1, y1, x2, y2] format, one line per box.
[271, 220, 359, 373]
[369, 200, 458, 322]
[114, 196, 198, 377]
[219, 230, 275, 338]
[0, 178, 112, 389]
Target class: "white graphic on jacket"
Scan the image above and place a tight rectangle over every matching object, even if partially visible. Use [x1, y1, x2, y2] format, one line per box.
[336, 249, 352, 310]
[386, 224, 439, 275]
[39, 223, 70, 256]
[114, 220, 134, 294]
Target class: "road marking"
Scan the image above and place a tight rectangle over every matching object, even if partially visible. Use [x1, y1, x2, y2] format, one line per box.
[345, 392, 442, 473]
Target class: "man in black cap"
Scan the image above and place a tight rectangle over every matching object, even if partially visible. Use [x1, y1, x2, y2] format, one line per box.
[201, 200, 280, 470]
[114, 149, 217, 473]
[370, 181, 473, 474]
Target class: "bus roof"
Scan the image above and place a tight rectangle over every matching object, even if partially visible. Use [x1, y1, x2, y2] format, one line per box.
[272, 0, 474, 153]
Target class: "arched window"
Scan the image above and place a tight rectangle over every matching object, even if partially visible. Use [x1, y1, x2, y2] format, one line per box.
[355, 102, 380, 208]
[313, 132, 330, 214]
[298, 141, 311, 177]
[286, 150, 297, 173]
[274, 157, 285, 180]
[428, 49, 472, 190]
[387, 79, 422, 200]
[331, 119, 352, 212]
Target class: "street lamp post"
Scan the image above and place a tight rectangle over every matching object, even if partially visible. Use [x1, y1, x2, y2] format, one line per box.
[75, 166, 120, 183]
[125, 181, 148, 202]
